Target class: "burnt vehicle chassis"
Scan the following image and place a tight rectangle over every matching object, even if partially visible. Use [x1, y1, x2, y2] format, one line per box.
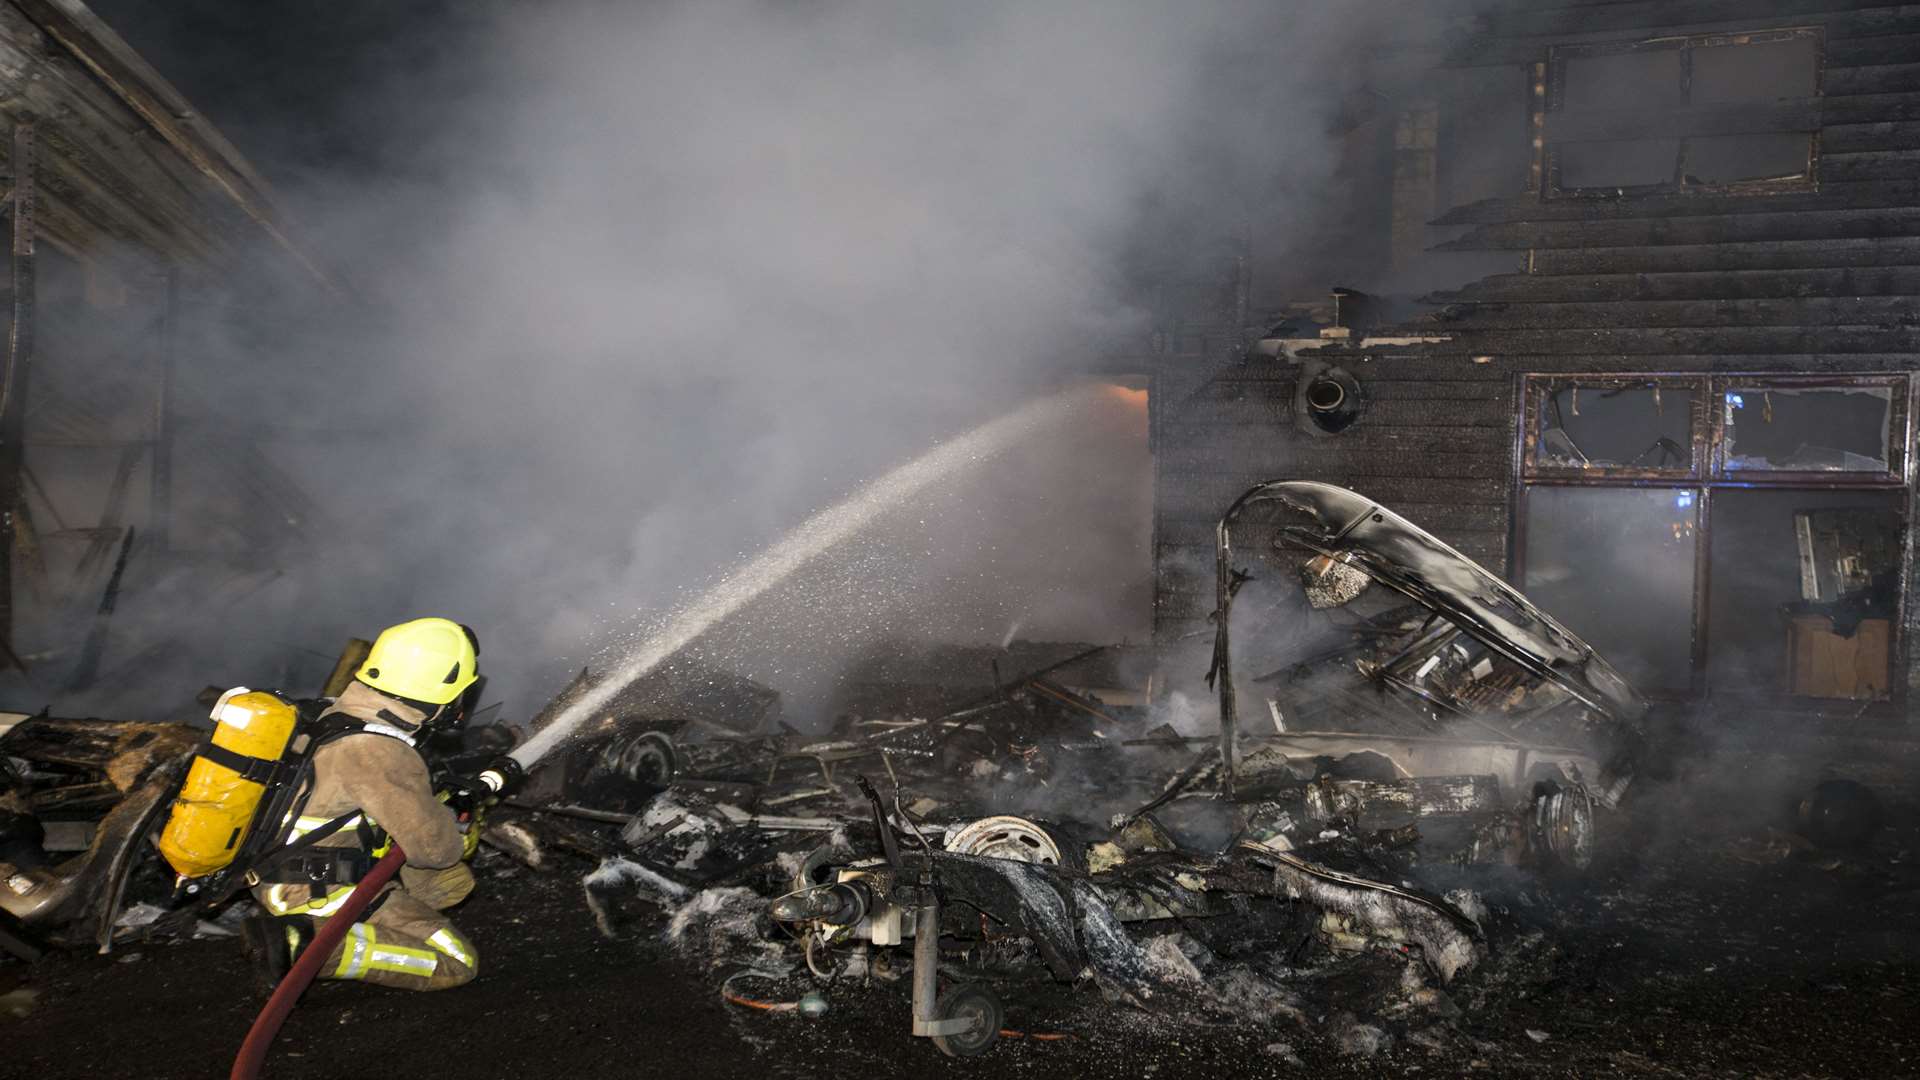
[1206, 479, 1650, 869]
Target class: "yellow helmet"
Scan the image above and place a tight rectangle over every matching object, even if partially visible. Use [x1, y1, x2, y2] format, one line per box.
[356, 618, 480, 705]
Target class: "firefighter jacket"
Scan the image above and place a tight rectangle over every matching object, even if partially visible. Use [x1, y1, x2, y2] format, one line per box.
[255, 682, 472, 916]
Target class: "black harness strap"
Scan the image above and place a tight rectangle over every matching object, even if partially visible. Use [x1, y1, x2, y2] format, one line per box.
[196, 740, 280, 784]
[243, 720, 412, 889]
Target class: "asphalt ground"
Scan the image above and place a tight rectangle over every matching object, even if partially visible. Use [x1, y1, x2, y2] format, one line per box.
[4, 782, 1918, 1080]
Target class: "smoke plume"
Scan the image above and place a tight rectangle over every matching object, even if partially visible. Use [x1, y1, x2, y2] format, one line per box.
[44, 0, 1391, 723]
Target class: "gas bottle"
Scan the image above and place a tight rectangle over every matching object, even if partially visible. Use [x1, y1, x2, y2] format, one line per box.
[157, 688, 299, 879]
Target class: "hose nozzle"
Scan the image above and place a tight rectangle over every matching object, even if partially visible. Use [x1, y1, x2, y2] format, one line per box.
[478, 755, 526, 798]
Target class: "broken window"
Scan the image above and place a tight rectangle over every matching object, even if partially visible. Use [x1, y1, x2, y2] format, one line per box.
[1533, 381, 1697, 472]
[1721, 385, 1897, 474]
[1520, 373, 1911, 713]
[1523, 486, 1699, 691]
[1545, 29, 1819, 196]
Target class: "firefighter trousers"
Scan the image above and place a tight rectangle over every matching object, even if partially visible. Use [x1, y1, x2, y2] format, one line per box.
[258, 863, 478, 991]
[314, 886, 478, 991]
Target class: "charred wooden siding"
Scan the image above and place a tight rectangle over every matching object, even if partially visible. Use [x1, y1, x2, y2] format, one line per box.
[1150, 0, 1920, 707]
[1152, 347, 1518, 646]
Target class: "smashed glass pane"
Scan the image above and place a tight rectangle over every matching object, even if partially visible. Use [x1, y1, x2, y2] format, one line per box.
[1722, 387, 1894, 473]
[1536, 384, 1694, 470]
[1523, 486, 1698, 690]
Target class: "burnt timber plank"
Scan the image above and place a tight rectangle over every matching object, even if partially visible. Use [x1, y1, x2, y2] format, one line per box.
[0, 7, 214, 217]
[1432, 265, 1920, 302]
[1434, 179, 1920, 228]
[1177, 377, 1505, 403]
[1825, 120, 1920, 152]
[0, 12, 228, 265]
[1827, 62, 1920, 96]
[1172, 395, 1517, 428]
[1451, 6, 1920, 68]
[1435, 206, 1920, 249]
[0, 132, 218, 266]
[1822, 149, 1920, 179]
[9, 0, 333, 288]
[1467, 352, 1920, 371]
[1154, 424, 1506, 455]
[1525, 237, 1920, 274]
[1829, 31, 1920, 65]
[1431, 294, 1920, 328]
[1404, 325, 1920, 352]
[1158, 445, 1508, 479]
[1483, 0, 1916, 40]
[1318, 378, 1510, 401]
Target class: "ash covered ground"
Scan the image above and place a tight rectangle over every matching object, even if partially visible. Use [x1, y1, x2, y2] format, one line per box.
[6, 761, 1918, 1079]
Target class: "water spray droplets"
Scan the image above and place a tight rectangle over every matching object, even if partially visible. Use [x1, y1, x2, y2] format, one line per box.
[510, 384, 1105, 766]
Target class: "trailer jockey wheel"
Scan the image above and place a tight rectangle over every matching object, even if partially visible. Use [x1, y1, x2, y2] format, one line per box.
[931, 984, 1003, 1057]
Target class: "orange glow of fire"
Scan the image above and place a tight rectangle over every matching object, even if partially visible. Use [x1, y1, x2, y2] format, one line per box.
[1104, 384, 1148, 408]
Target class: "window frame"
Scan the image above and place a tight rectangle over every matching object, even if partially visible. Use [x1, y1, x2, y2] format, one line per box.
[1709, 373, 1911, 486]
[1540, 26, 1824, 200]
[1513, 371, 1914, 719]
[1522, 374, 1709, 482]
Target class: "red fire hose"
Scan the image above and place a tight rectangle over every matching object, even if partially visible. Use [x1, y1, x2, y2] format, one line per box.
[230, 846, 407, 1080]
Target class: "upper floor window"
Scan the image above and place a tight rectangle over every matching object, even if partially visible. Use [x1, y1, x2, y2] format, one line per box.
[1544, 28, 1821, 197]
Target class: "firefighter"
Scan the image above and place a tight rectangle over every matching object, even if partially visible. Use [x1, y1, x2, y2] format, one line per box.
[243, 617, 499, 991]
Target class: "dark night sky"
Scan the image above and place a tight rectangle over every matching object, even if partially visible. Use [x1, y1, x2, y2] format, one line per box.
[86, 0, 490, 188]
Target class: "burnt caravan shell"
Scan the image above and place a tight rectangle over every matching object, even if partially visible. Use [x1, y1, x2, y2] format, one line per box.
[1211, 480, 1647, 803]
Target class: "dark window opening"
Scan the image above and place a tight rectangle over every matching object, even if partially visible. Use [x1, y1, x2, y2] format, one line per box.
[1536, 382, 1695, 471]
[1722, 386, 1894, 474]
[1519, 374, 1910, 720]
[1545, 30, 1819, 196]
[1685, 132, 1815, 184]
[1562, 48, 1681, 111]
[1691, 37, 1818, 103]
[1707, 491, 1902, 702]
[1557, 138, 1682, 189]
[1523, 486, 1699, 691]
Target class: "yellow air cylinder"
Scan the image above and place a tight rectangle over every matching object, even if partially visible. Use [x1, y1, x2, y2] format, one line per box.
[158, 688, 299, 879]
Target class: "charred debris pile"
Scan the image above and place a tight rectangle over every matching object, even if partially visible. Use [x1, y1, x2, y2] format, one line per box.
[480, 554, 1645, 1062]
[0, 482, 1902, 1061]
[488, 647, 1512, 1058]
[465, 481, 1886, 1058]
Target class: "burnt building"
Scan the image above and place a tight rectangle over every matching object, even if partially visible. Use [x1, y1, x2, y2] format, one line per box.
[0, 0, 332, 699]
[1151, 1, 1920, 744]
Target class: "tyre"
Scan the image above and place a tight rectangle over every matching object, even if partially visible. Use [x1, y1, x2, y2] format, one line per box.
[930, 984, 1003, 1058]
